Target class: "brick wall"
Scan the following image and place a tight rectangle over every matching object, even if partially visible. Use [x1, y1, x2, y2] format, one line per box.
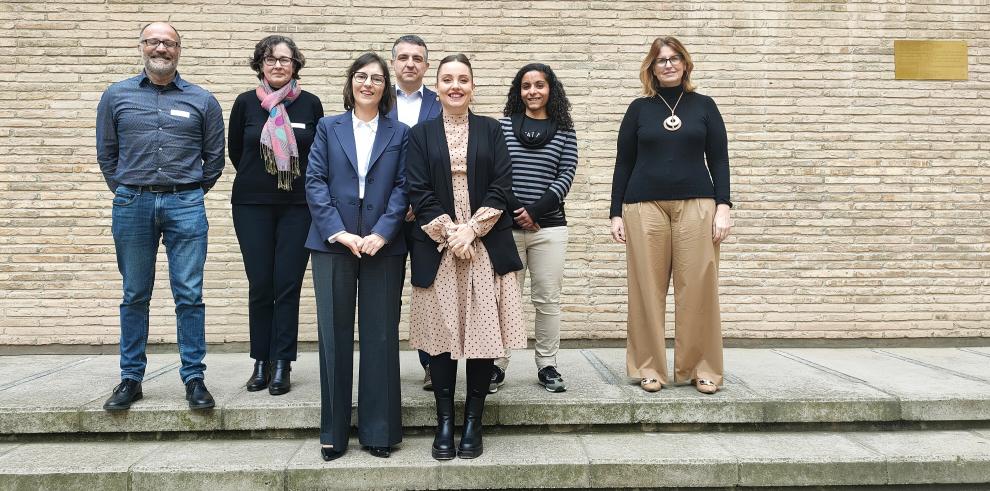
[1, 0, 987, 346]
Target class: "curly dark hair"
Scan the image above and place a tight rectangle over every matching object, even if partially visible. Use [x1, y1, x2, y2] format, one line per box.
[249, 35, 306, 80]
[342, 52, 395, 115]
[502, 63, 573, 130]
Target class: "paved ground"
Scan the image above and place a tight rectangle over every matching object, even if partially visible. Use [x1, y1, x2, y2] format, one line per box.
[2, 430, 990, 489]
[1, 347, 989, 489]
[2, 347, 990, 434]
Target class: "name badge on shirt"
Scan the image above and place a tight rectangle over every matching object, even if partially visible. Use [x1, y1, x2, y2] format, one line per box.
[290, 122, 306, 129]
[170, 109, 191, 118]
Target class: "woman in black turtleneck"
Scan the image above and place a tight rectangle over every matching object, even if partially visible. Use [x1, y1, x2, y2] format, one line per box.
[609, 36, 733, 395]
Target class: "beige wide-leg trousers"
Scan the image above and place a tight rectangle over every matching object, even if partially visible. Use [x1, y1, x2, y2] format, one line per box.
[623, 199, 723, 386]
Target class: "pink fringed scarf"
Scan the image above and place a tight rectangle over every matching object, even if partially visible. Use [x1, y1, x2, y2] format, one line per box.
[256, 79, 301, 190]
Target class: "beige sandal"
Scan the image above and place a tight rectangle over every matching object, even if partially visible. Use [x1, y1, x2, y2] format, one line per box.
[695, 379, 718, 394]
[640, 378, 662, 392]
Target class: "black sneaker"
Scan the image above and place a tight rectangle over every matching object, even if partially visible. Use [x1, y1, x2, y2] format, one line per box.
[538, 366, 566, 393]
[488, 365, 505, 394]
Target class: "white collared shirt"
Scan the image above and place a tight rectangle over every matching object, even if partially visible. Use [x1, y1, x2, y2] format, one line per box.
[395, 85, 424, 128]
[353, 114, 378, 199]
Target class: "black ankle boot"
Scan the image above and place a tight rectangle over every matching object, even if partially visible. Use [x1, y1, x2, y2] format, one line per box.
[457, 389, 486, 459]
[269, 360, 291, 395]
[432, 387, 457, 460]
[245, 360, 270, 392]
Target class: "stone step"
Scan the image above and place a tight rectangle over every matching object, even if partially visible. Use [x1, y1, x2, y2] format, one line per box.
[2, 347, 989, 435]
[1, 429, 989, 489]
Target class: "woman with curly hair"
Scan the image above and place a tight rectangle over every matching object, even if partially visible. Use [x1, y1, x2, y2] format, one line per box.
[228, 35, 324, 395]
[490, 63, 578, 394]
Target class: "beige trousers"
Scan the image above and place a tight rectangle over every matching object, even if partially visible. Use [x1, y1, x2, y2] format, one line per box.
[623, 199, 723, 385]
[495, 226, 568, 371]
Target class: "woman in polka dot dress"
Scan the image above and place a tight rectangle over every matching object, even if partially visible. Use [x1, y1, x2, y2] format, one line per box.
[405, 54, 526, 460]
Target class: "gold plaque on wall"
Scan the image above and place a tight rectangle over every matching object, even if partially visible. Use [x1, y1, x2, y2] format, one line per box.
[894, 40, 968, 80]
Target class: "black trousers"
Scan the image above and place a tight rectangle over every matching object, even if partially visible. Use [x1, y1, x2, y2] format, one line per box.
[232, 204, 311, 361]
[312, 251, 404, 449]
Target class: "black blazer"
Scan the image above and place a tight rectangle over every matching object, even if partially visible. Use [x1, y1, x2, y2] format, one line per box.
[406, 112, 523, 288]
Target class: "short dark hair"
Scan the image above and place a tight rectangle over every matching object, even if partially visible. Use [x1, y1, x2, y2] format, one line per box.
[250, 35, 306, 81]
[343, 52, 395, 115]
[436, 53, 473, 79]
[503, 63, 574, 130]
[391, 35, 428, 60]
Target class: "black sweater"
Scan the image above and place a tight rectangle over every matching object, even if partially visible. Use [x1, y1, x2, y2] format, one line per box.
[228, 89, 324, 204]
[610, 86, 731, 218]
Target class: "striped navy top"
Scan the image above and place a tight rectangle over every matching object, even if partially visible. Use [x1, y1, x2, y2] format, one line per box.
[499, 117, 578, 228]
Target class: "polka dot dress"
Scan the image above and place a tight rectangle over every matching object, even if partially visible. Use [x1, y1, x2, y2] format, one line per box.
[409, 113, 526, 360]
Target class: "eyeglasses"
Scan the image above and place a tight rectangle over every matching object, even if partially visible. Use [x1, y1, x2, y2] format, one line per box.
[353, 72, 386, 86]
[140, 39, 180, 49]
[655, 55, 684, 67]
[263, 56, 296, 67]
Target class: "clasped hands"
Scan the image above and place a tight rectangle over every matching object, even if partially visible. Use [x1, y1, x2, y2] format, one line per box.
[335, 233, 386, 258]
[512, 207, 540, 232]
[445, 223, 477, 260]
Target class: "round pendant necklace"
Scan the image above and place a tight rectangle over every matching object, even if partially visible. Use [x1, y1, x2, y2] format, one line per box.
[659, 91, 684, 131]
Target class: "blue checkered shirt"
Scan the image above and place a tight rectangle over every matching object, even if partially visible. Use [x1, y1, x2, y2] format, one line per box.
[96, 71, 225, 191]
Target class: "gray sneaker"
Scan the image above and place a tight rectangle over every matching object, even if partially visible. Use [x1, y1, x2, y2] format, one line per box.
[488, 365, 506, 394]
[538, 366, 566, 393]
[422, 365, 433, 391]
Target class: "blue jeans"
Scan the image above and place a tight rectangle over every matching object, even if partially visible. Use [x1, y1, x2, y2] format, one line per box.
[111, 185, 209, 384]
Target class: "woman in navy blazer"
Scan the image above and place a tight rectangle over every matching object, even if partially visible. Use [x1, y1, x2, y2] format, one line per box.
[305, 52, 409, 461]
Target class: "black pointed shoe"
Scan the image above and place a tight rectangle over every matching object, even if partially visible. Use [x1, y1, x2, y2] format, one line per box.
[103, 379, 142, 411]
[245, 360, 270, 392]
[185, 379, 215, 410]
[321, 446, 345, 461]
[268, 360, 291, 395]
[431, 387, 457, 460]
[457, 389, 487, 459]
[366, 446, 391, 458]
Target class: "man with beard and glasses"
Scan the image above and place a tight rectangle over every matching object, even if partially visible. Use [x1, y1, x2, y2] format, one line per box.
[96, 22, 225, 411]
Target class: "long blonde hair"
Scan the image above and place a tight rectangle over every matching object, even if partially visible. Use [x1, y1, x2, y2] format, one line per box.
[639, 36, 696, 96]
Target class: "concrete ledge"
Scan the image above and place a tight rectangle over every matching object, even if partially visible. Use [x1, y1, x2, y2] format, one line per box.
[1, 431, 989, 489]
[130, 440, 302, 491]
[851, 431, 990, 485]
[2, 348, 990, 435]
[5, 337, 990, 356]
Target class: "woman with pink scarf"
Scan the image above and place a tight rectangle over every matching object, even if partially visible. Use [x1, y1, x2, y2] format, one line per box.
[228, 35, 324, 396]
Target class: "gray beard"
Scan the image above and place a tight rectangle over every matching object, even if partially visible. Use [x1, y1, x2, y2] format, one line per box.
[144, 57, 177, 78]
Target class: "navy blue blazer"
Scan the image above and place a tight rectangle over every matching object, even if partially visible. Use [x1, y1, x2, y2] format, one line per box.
[387, 86, 441, 124]
[305, 111, 410, 256]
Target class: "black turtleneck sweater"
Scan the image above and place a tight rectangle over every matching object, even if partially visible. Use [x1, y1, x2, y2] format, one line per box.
[610, 86, 731, 218]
